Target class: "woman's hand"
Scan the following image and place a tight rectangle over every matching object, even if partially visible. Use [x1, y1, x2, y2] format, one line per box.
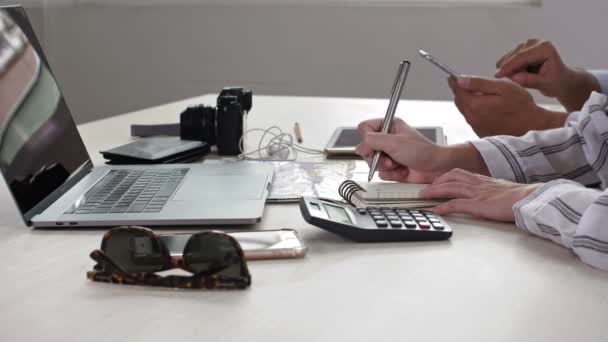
[419, 169, 541, 222]
[355, 118, 490, 183]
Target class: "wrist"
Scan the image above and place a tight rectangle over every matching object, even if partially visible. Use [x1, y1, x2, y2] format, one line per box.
[558, 68, 600, 111]
[434, 143, 490, 176]
[533, 107, 568, 129]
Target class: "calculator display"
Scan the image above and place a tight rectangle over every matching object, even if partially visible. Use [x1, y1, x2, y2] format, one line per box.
[324, 203, 352, 224]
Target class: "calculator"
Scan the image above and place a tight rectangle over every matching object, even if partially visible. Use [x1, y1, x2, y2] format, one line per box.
[300, 197, 452, 242]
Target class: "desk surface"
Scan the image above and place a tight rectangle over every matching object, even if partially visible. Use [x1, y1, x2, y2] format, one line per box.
[1, 95, 607, 342]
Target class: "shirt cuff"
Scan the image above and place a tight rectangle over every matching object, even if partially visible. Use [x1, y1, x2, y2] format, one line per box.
[469, 139, 518, 182]
[589, 69, 608, 96]
[565, 111, 581, 126]
[512, 179, 587, 235]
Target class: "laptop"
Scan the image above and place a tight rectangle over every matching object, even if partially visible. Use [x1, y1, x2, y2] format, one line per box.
[0, 6, 273, 227]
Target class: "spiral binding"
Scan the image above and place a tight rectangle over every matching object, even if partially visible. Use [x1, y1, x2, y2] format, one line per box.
[338, 180, 365, 206]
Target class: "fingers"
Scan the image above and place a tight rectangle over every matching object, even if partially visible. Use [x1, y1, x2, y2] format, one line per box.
[431, 168, 478, 185]
[495, 42, 552, 79]
[420, 181, 475, 199]
[431, 199, 478, 217]
[361, 132, 403, 158]
[496, 42, 525, 69]
[510, 71, 543, 89]
[448, 77, 505, 119]
[357, 118, 407, 136]
[357, 119, 384, 135]
[457, 76, 507, 95]
[496, 38, 540, 69]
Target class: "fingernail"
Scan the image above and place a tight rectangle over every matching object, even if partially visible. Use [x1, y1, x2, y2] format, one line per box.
[457, 76, 471, 89]
[494, 69, 503, 77]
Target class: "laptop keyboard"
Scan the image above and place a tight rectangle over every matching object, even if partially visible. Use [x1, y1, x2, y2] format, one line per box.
[65, 169, 189, 215]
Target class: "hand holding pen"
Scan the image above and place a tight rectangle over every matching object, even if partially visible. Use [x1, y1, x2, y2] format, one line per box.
[367, 61, 411, 182]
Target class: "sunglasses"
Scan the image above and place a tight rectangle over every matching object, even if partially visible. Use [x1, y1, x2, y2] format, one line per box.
[87, 226, 251, 289]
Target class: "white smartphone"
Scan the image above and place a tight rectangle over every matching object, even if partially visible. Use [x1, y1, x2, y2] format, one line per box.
[418, 50, 461, 79]
[159, 229, 308, 260]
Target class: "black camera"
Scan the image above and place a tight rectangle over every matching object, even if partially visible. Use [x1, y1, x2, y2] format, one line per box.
[180, 87, 252, 156]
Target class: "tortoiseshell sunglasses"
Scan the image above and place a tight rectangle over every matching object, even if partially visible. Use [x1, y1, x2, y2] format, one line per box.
[87, 226, 251, 289]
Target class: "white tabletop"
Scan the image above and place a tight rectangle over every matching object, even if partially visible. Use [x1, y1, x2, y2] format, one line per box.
[1, 95, 607, 342]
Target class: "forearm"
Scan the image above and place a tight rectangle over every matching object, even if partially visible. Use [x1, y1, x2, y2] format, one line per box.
[531, 108, 568, 130]
[558, 68, 601, 112]
[435, 143, 490, 176]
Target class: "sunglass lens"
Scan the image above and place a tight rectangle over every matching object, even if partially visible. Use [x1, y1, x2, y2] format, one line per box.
[102, 228, 169, 273]
[183, 233, 245, 277]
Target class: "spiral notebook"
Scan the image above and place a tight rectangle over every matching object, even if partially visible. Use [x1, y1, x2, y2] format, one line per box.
[338, 180, 446, 209]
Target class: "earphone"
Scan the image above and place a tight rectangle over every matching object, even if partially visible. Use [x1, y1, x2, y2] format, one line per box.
[229, 126, 325, 161]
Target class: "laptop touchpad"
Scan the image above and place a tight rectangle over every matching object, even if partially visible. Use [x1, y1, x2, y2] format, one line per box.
[172, 175, 268, 200]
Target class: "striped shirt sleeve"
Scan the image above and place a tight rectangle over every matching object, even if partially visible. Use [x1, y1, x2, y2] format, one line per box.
[514, 180, 608, 271]
[470, 91, 608, 270]
[470, 92, 608, 187]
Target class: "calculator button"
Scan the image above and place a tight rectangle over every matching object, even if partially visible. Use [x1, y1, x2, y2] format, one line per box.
[399, 214, 412, 219]
[404, 221, 417, 229]
[357, 208, 367, 215]
[419, 222, 431, 229]
[372, 215, 385, 220]
[386, 215, 399, 221]
[429, 218, 440, 223]
[367, 207, 379, 211]
[389, 220, 402, 228]
[432, 223, 445, 230]
[375, 220, 388, 228]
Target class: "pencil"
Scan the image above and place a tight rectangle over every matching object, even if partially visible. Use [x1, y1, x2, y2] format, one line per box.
[294, 122, 303, 144]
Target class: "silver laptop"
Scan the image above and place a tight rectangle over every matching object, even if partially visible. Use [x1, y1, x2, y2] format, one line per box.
[0, 6, 273, 227]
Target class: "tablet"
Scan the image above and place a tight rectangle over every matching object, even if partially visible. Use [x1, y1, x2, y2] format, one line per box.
[324, 126, 446, 157]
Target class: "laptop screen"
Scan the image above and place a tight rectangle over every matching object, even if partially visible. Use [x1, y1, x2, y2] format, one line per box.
[0, 6, 90, 218]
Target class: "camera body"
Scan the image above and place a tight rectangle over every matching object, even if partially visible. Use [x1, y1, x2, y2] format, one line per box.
[180, 87, 252, 156]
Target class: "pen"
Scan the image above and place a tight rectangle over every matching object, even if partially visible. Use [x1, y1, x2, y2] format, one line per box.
[367, 60, 411, 182]
[294, 122, 303, 144]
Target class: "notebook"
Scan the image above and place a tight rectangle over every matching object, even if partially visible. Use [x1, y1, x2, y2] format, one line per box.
[338, 180, 446, 208]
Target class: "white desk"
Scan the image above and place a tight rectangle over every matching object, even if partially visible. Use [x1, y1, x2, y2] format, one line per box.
[1, 95, 607, 342]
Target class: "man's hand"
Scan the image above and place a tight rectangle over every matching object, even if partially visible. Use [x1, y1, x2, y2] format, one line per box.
[495, 39, 600, 112]
[355, 118, 489, 183]
[420, 169, 541, 222]
[448, 76, 567, 137]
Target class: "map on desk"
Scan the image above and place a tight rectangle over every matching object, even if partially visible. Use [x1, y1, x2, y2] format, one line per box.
[267, 161, 369, 203]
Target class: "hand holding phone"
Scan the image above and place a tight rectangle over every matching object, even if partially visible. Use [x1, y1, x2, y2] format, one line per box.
[418, 50, 461, 79]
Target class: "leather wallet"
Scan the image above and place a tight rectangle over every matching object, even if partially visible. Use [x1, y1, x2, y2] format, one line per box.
[100, 137, 210, 165]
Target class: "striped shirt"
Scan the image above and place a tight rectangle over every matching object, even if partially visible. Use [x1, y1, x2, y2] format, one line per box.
[471, 90, 608, 271]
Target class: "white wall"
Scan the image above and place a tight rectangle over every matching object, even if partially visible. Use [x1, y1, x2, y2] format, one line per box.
[16, 0, 608, 123]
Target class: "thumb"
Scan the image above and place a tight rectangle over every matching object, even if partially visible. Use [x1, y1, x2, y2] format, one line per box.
[431, 199, 477, 216]
[510, 72, 543, 90]
[457, 76, 505, 95]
